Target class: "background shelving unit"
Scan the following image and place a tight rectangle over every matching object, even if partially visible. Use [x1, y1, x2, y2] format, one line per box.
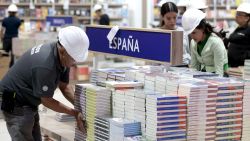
[0, 0, 128, 31]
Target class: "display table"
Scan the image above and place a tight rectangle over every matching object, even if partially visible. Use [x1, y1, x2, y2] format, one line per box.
[40, 110, 75, 141]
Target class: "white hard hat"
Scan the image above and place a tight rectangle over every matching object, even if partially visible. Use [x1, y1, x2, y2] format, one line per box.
[187, 0, 207, 10]
[58, 26, 89, 62]
[177, 0, 189, 7]
[237, 3, 250, 14]
[94, 4, 102, 12]
[8, 4, 18, 12]
[182, 8, 206, 34]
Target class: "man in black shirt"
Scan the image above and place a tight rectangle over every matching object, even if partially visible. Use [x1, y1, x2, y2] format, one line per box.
[0, 26, 89, 141]
[0, 3, 21, 67]
[94, 4, 110, 25]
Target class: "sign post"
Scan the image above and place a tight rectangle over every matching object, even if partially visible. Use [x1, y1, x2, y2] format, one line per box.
[85, 25, 183, 65]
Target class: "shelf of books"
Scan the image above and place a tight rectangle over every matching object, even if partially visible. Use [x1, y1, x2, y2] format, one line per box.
[206, 0, 249, 30]
[0, 0, 128, 31]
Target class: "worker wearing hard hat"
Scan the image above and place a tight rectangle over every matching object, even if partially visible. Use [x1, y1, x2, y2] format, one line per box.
[0, 3, 21, 67]
[160, 2, 191, 65]
[94, 4, 110, 25]
[0, 26, 89, 140]
[182, 9, 228, 76]
[224, 3, 250, 67]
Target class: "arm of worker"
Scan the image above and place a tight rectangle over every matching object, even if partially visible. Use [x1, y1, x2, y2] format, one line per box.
[32, 67, 86, 133]
[58, 81, 74, 105]
[41, 97, 86, 133]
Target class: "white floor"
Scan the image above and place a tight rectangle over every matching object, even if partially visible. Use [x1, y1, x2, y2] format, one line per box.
[0, 119, 11, 141]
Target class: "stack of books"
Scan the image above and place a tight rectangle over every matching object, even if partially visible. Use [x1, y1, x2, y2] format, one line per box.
[105, 81, 144, 90]
[109, 118, 141, 141]
[135, 71, 147, 84]
[90, 70, 98, 84]
[112, 90, 126, 118]
[146, 95, 187, 141]
[205, 77, 243, 141]
[178, 81, 217, 140]
[90, 68, 126, 84]
[155, 73, 172, 94]
[94, 116, 112, 141]
[74, 84, 91, 140]
[244, 60, 250, 80]
[55, 113, 75, 122]
[165, 76, 180, 95]
[228, 67, 243, 78]
[125, 89, 158, 136]
[85, 85, 112, 141]
[242, 80, 250, 141]
[125, 65, 164, 81]
[144, 73, 158, 91]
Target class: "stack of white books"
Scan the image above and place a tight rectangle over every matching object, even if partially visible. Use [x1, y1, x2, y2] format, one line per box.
[127, 89, 158, 136]
[125, 69, 138, 81]
[112, 90, 127, 118]
[144, 73, 158, 91]
[146, 95, 187, 141]
[135, 71, 147, 84]
[105, 81, 144, 90]
[125, 65, 164, 81]
[155, 73, 172, 94]
[55, 112, 75, 122]
[242, 80, 250, 141]
[90, 68, 126, 84]
[244, 60, 250, 80]
[94, 116, 112, 141]
[204, 77, 243, 141]
[85, 85, 112, 141]
[165, 77, 180, 95]
[178, 81, 217, 141]
[109, 118, 141, 141]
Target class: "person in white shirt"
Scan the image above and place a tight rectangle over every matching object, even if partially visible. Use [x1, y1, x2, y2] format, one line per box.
[160, 2, 191, 66]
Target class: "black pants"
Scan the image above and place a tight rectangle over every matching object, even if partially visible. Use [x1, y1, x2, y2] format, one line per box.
[3, 38, 14, 68]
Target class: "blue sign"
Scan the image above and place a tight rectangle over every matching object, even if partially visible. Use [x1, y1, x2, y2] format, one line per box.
[86, 26, 173, 63]
[46, 16, 73, 27]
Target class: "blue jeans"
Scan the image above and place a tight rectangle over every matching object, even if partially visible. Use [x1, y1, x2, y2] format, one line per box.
[3, 106, 42, 141]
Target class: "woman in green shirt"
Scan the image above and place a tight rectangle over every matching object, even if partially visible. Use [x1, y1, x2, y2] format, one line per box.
[182, 8, 228, 77]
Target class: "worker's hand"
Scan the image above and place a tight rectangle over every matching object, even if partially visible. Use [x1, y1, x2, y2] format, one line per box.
[75, 111, 87, 134]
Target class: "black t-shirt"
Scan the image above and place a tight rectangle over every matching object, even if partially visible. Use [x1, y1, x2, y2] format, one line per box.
[0, 42, 69, 106]
[99, 14, 110, 25]
[2, 16, 21, 39]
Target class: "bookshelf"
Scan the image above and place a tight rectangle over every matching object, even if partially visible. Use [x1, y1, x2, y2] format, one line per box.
[0, 0, 128, 31]
[206, 0, 250, 30]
